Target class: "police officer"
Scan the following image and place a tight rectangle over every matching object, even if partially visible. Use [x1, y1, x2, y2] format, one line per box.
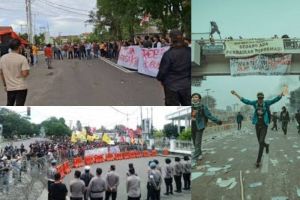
[147, 162, 162, 200]
[87, 168, 106, 200]
[126, 168, 141, 200]
[70, 170, 85, 200]
[182, 156, 191, 190]
[280, 106, 290, 135]
[163, 158, 174, 195]
[47, 160, 57, 200]
[156, 29, 191, 106]
[80, 165, 94, 200]
[105, 165, 119, 200]
[174, 157, 183, 193]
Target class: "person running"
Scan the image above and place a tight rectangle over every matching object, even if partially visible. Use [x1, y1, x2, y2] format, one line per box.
[44, 44, 53, 69]
[49, 173, 68, 200]
[182, 156, 191, 190]
[80, 166, 94, 200]
[70, 170, 85, 200]
[0, 39, 30, 106]
[126, 168, 141, 200]
[280, 106, 290, 135]
[47, 160, 58, 200]
[236, 112, 244, 130]
[231, 90, 284, 168]
[295, 109, 300, 134]
[191, 93, 222, 167]
[147, 162, 162, 200]
[105, 165, 119, 200]
[87, 168, 106, 200]
[156, 29, 191, 106]
[163, 158, 174, 195]
[173, 157, 183, 193]
[271, 112, 278, 131]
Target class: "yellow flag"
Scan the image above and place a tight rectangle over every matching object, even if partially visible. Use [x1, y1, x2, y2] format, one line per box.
[102, 133, 111, 144]
[71, 132, 77, 143]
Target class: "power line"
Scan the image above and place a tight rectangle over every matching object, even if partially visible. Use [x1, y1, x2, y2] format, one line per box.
[38, 0, 91, 12]
[35, 0, 90, 16]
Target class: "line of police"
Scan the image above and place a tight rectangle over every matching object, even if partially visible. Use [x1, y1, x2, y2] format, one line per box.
[47, 156, 191, 200]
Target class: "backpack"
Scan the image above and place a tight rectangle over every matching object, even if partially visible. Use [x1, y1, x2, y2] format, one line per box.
[256, 102, 271, 123]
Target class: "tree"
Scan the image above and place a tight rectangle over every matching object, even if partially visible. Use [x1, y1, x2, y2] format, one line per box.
[153, 130, 164, 139]
[163, 123, 178, 138]
[76, 120, 82, 131]
[0, 108, 38, 139]
[177, 128, 191, 141]
[41, 117, 71, 137]
[202, 95, 217, 109]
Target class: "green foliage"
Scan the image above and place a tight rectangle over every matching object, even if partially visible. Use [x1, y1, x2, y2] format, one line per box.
[163, 123, 178, 138]
[153, 130, 164, 139]
[87, 0, 191, 40]
[41, 117, 71, 137]
[0, 108, 39, 139]
[177, 128, 191, 141]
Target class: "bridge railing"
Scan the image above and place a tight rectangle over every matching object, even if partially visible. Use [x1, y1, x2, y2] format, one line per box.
[195, 38, 300, 55]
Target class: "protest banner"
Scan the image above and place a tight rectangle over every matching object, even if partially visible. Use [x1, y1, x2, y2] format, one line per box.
[138, 46, 170, 77]
[117, 46, 140, 70]
[225, 39, 284, 58]
[230, 54, 291, 76]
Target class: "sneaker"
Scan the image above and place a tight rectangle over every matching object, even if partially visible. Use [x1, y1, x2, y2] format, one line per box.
[266, 144, 269, 154]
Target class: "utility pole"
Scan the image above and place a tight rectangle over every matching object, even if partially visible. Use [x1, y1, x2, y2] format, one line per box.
[25, 0, 33, 44]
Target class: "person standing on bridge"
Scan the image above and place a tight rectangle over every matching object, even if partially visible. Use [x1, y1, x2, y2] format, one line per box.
[231, 91, 284, 168]
[280, 106, 290, 135]
[271, 112, 278, 131]
[0, 39, 30, 106]
[105, 165, 119, 200]
[236, 112, 244, 130]
[295, 109, 300, 134]
[157, 29, 191, 106]
[191, 93, 222, 167]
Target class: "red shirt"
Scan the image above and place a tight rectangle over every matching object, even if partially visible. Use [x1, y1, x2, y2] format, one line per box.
[44, 47, 53, 58]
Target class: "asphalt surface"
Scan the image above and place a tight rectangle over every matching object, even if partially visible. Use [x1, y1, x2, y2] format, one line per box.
[192, 122, 300, 200]
[0, 57, 164, 105]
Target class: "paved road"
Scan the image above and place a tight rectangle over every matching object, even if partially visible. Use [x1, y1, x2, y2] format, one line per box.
[192, 122, 300, 200]
[0, 57, 164, 105]
[61, 156, 191, 200]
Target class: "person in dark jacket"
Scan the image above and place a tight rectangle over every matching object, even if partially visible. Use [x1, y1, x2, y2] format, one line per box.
[271, 112, 278, 131]
[280, 106, 290, 135]
[232, 90, 284, 168]
[191, 93, 222, 167]
[156, 29, 191, 106]
[236, 112, 244, 130]
[49, 173, 68, 200]
[80, 166, 94, 200]
[295, 109, 300, 134]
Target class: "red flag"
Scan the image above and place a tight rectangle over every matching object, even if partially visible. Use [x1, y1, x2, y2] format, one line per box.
[140, 13, 150, 26]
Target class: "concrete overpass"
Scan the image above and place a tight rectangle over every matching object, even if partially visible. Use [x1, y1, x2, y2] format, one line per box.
[192, 39, 300, 77]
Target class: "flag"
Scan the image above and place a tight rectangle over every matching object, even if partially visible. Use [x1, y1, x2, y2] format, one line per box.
[140, 13, 150, 26]
[130, 137, 135, 144]
[136, 127, 142, 136]
[102, 133, 112, 144]
[71, 132, 77, 143]
[128, 129, 134, 138]
[120, 136, 125, 143]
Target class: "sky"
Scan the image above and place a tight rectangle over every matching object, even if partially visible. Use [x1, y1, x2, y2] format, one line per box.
[192, 75, 300, 111]
[192, 0, 300, 39]
[3, 106, 186, 130]
[0, 0, 96, 36]
[192, 0, 300, 111]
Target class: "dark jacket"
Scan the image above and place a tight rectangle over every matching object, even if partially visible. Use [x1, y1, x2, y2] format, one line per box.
[236, 114, 244, 123]
[156, 45, 191, 91]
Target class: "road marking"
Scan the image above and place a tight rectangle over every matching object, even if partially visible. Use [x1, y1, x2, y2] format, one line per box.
[100, 58, 135, 73]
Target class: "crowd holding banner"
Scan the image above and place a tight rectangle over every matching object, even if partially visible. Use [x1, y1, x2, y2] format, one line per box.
[117, 46, 170, 77]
